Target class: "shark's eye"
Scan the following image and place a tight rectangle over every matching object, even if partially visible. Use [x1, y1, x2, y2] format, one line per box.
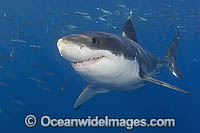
[80, 46, 84, 50]
[92, 37, 97, 45]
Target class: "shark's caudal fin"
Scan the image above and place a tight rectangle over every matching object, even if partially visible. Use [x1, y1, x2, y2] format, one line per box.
[122, 19, 138, 43]
[140, 33, 191, 94]
[74, 85, 109, 110]
[165, 32, 184, 80]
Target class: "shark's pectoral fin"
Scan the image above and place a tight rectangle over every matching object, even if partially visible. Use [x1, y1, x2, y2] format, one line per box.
[74, 85, 109, 110]
[141, 74, 191, 94]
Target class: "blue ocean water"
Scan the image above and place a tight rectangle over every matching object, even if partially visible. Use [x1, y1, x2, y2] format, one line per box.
[0, 0, 199, 132]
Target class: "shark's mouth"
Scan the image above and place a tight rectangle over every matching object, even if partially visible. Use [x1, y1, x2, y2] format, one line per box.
[71, 56, 105, 67]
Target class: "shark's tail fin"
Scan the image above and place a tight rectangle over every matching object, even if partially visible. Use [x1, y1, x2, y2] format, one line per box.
[140, 32, 191, 94]
[164, 32, 184, 80]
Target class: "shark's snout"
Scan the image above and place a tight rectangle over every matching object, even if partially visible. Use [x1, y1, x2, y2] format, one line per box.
[57, 38, 63, 52]
[57, 37, 79, 62]
[57, 38, 66, 58]
[57, 34, 111, 69]
[57, 35, 94, 64]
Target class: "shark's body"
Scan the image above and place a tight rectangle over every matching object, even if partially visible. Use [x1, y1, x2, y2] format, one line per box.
[67, 31, 157, 91]
[57, 19, 190, 110]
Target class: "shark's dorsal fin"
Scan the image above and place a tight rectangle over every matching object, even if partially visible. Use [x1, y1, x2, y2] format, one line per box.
[74, 85, 109, 110]
[122, 19, 138, 43]
[141, 74, 191, 94]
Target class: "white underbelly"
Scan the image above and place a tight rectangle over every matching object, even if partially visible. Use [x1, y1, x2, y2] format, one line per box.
[104, 79, 146, 91]
[74, 56, 145, 91]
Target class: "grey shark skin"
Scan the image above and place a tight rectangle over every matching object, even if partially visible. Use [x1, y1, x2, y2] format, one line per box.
[57, 19, 191, 110]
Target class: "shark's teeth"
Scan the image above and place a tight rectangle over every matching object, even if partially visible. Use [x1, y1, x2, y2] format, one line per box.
[72, 56, 105, 67]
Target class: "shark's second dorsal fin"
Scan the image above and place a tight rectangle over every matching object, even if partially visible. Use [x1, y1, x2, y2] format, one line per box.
[141, 74, 191, 94]
[122, 19, 138, 43]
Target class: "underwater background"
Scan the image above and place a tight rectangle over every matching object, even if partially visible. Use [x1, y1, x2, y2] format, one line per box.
[0, 0, 199, 132]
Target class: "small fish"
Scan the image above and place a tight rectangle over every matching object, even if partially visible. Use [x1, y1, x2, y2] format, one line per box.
[5, 72, 15, 79]
[107, 22, 117, 29]
[139, 16, 148, 21]
[74, 11, 90, 16]
[96, 8, 113, 15]
[189, 15, 197, 18]
[0, 82, 9, 87]
[12, 99, 25, 106]
[143, 13, 150, 16]
[43, 72, 55, 77]
[11, 39, 26, 44]
[114, 11, 120, 16]
[99, 17, 107, 21]
[128, 10, 133, 19]
[28, 77, 43, 84]
[193, 58, 199, 63]
[29, 45, 41, 49]
[0, 108, 10, 116]
[10, 50, 14, 58]
[63, 11, 71, 17]
[99, 14, 108, 18]
[2, 12, 12, 21]
[39, 84, 51, 92]
[68, 24, 78, 29]
[117, 4, 129, 10]
[84, 15, 93, 21]
[63, 23, 78, 31]
[0, 109, 3, 114]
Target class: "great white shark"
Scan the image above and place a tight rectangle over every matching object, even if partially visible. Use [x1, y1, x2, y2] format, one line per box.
[57, 19, 191, 110]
